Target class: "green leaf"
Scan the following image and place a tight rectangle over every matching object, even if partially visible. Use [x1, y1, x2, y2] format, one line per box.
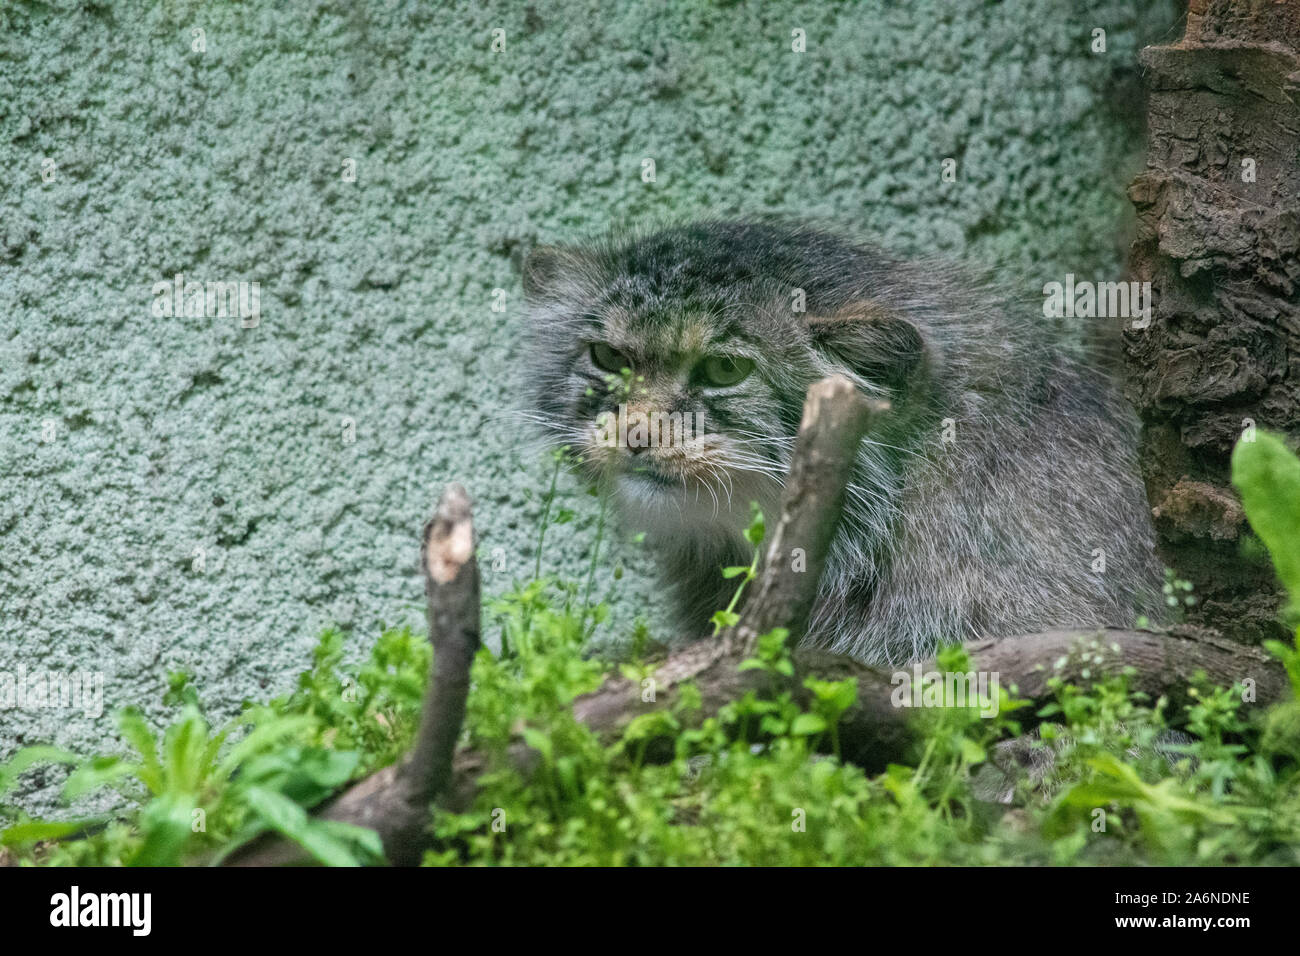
[1, 818, 101, 847]
[117, 708, 164, 795]
[1232, 431, 1300, 607]
[238, 747, 361, 808]
[521, 727, 554, 765]
[958, 738, 987, 764]
[163, 671, 200, 709]
[760, 715, 789, 736]
[743, 503, 766, 546]
[314, 819, 385, 863]
[623, 711, 678, 743]
[161, 707, 211, 795]
[1264, 639, 1300, 694]
[241, 786, 368, 867]
[215, 714, 316, 783]
[790, 713, 828, 736]
[63, 756, 138, 801]
[0, 746, 80, 797]
[711, 610, 740, 629]
[130, 793, 196, 866]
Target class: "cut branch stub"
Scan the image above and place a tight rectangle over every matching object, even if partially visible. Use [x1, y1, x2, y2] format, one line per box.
[406, 482, 481, 803]
[733, 375, 886, 647]
[225, 483, 482, 867]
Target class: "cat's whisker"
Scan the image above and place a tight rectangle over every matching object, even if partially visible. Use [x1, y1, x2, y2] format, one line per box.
[692, 458, 734, 501]
[716, 453, 788, 482]
[858, 436, 929, 462]
[703, 472, 720, 518]
[701, 463, 729, 514]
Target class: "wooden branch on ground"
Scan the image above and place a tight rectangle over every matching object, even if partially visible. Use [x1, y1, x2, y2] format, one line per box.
[445, 378, 1287, 807]
[227, 377, 1288, 863]
[226, 484, 481, 867]
[514, 626, 1284, 788]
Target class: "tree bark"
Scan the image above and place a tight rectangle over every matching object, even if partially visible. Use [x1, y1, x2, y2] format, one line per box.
[226, 484, 481, 867]
[732, 377, 887, 647]
[443, 620, 1287, 816]
[1124, 0, 1300, 645]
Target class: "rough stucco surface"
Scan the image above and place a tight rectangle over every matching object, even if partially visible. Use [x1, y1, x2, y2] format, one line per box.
[1, 0, 1177, 815]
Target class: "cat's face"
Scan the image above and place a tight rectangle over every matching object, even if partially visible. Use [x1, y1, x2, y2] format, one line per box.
[520, 224, 926, 543]
[528, 294, 795, 540]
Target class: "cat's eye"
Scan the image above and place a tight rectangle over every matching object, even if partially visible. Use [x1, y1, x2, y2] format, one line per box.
[590, 342, 630, 373]
[698, 355, 755, 388]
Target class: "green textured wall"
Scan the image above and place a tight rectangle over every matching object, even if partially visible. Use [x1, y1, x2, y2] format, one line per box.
[1, 0, 1178, 814]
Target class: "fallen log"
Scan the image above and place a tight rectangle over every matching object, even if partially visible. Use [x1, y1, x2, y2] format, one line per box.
[229, 376, 1287, 863]
[445, 376, 1286, 806]
[543, 625, 1284, 782]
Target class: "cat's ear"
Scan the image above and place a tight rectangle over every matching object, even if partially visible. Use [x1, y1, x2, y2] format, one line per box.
[521, 244, 586, 300]
[806, 300, 927, 389]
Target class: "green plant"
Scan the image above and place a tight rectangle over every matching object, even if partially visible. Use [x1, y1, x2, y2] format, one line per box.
[1233, 430, 1300, 682]
[0, 629, 431, 866]
[710, 502, 765, 635]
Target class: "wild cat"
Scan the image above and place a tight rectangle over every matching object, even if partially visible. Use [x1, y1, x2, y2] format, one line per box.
[521, 221, 1163, 665]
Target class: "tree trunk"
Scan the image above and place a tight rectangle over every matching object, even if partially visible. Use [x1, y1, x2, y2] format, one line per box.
[1124, 0, 1300, 645]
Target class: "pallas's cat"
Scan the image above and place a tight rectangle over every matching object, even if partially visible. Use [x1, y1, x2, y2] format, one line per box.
[522, 221, 1162, 664]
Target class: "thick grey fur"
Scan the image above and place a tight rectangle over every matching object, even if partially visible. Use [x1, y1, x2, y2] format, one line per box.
[521, 221, 1164, 665]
